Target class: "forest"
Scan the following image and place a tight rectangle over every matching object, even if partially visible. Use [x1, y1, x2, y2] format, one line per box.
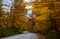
[0, 0, 60, 39]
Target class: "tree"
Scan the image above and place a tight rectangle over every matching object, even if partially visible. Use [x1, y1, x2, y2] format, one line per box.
[9, 0, 27, 31]
[31, 0, 51, 32]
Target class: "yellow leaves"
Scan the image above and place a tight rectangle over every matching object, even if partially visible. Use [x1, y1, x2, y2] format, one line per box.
[1, 25, 6, 30]
[33, 20, 51, 32]
[40, 7, 50, 13]
[33, 8, 40, 14]
[35, 7, 50, 22]
[1, 0, 60, 33]
[33, 22, 49, 32]
[22, 23, 28, 30]
[42, 0, 56, 2]
[32, 6, 52, 32]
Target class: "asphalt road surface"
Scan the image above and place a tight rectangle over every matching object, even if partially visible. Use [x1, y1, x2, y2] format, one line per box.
[1, 33, 38, 39]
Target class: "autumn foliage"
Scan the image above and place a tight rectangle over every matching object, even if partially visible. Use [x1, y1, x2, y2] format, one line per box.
[0, 0, 60, 38]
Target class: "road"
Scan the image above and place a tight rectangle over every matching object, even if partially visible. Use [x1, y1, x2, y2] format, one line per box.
[1, 33, 38, 39]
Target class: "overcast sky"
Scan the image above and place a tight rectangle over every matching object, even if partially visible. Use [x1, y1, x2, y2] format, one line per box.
[2, 0, 32, 12]
[2, 0, 41, 13]
[2, 0, 14, 12]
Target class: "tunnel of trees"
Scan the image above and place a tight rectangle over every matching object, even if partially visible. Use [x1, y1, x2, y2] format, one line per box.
[0, 0, 60, 39]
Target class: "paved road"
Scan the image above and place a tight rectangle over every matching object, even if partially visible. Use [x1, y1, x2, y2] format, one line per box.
[1, 33, 38, 39]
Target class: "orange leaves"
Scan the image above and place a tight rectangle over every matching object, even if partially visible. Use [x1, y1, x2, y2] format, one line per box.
[33, 19, 51, 32]
[32, 8, 40, 14]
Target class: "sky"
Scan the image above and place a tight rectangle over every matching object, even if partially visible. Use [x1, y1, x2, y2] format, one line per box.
[23, 0, 35, 3]
[2, 0, 35, 18]
[2, 0, 14, 12]
[2, 0, 33, 13]
[2, 0, 41, 18]
[2, 0, 31, 12]
[2, 0, 41, 13]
